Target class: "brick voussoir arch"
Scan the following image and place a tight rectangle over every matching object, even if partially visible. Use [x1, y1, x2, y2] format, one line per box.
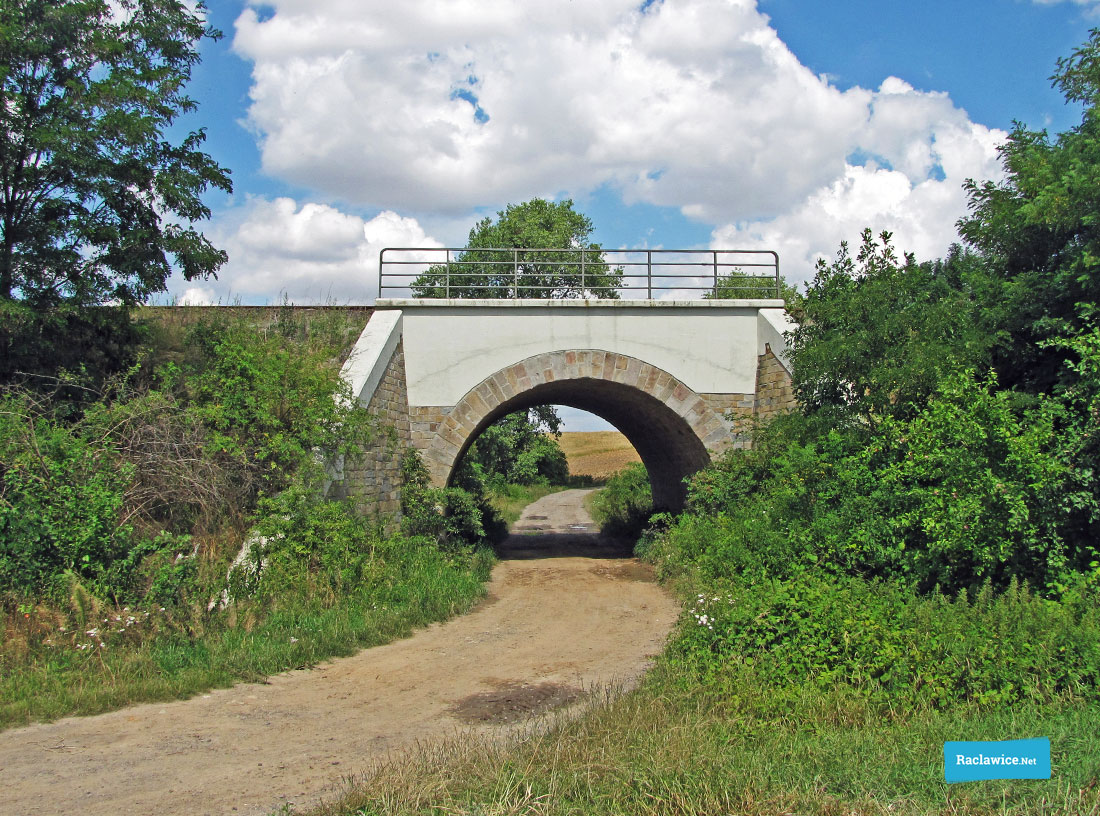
[423, 349, 731, 493]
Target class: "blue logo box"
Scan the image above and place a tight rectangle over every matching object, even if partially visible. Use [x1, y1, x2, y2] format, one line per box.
[945, 738, 1051, 782]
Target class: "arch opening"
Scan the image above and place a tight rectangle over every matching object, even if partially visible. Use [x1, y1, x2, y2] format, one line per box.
[446, 376, 714, 511]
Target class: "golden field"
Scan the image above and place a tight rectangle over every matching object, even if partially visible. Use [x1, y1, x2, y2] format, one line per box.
[558, 431, 641, 479]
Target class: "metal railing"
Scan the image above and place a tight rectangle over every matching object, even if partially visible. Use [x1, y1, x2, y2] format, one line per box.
[377, 247, 780, 300]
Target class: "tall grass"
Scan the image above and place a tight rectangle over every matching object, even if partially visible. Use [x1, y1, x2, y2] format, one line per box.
[0, 539, 492, 728]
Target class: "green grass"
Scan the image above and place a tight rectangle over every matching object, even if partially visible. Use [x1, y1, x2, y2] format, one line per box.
[0, 542, 493, 729]
[582, 487, 602, 520]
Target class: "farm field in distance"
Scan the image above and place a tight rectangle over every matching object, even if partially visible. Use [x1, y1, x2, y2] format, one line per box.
[558, 431, 641, 479]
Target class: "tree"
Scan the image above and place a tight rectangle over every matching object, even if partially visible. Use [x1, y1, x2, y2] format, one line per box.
[0, 0, 232, 308]
[411, 199, 622, 298]
[789, 230, 991, 426]
[958, 28, 1100, 394]
[456, 407, 569, 488]
[704, 268, 803, 315]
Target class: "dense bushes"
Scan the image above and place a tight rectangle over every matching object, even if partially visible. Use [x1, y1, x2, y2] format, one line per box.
[642, 34, 1100, 736]
[671, 573, 1100, 710]
[0, 309, 376, 607]
[399, 449, 499, 548]
[588, 463, 653, 539]
[658, 370, 1084, 595]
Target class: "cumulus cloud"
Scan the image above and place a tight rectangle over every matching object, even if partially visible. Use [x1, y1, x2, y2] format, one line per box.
[181, 197, 441, 303]
[715, 78, 1007, 284]
[231, 0, 1007, 288]
[177, 286, 217, 306]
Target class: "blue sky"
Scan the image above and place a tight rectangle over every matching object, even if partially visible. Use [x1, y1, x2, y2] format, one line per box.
[171, 0, 1100, 429]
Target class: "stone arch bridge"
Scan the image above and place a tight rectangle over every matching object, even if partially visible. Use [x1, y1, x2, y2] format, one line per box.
[332, 297, 795, 514]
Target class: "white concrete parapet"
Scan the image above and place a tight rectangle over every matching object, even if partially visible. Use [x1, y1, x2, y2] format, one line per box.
[339, 309, 403, 406]
[376, 298, 786, 406]
[757, 308, 794, 376]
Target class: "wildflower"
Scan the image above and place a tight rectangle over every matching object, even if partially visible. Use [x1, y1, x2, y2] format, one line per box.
[289, 637, 299, 644]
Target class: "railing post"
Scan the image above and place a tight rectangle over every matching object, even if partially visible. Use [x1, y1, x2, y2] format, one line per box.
[445, 248, 450, 298]
[513, 247, 519, 300]
[647, 249, 652, 299]
[580, 248, 586, 297]
[712, 250, 719, 297]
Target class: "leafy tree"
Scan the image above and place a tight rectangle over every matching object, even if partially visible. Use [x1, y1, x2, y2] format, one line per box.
[704, 269, 802, 311]
[958, 28, 1100, 393]
[414, 200, 606, 478]
[0, 0, 231, 308]
[456, 407, 569, 488]
[789, 230, 991, 426]
[411, 199, 622, 298]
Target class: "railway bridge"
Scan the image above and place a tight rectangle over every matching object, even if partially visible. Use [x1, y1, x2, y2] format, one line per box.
[332, 248, 796, 513]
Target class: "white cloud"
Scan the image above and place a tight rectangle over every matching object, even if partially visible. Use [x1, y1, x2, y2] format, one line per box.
[178, 286, 217, 306]
[179, 197, 441, 303]
[715, 78, 1008, 285]
[231, 0, 1008, 287]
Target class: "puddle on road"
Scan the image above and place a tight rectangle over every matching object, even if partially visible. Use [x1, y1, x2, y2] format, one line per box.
[449, 680, 582, 724]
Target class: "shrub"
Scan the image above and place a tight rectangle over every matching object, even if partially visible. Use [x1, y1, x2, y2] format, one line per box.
[670, 571, 1100, 710]
[182, 316, 374, 496]
[0, 391, 151, 601]
[589, 463, 653, 540]
[399, 449, 490, 548]
[656, 371, 1081, 595]
[0, 309, 377, 607]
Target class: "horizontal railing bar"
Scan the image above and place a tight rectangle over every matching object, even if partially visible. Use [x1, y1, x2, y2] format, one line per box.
[378, 259, 776, 267]
[378, 246, 777, 252]
[378, 246, 780, 300]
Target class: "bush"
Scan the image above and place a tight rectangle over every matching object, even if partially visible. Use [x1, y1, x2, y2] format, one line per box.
[654, 371, 1083, 595]
[457, 409, 568, 489]
[182, 315, 374, 496]
[400, 449, 491, 548]
[249, 487, 387, 602]
[0, 309, 377, 607]
[0, 390, 164, 601]
[670, 571, 1100, 710]
[589, 463, 653, 540]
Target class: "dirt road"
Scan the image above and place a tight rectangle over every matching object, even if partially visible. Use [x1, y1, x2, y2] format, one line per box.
[0, 489, 679, 816]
